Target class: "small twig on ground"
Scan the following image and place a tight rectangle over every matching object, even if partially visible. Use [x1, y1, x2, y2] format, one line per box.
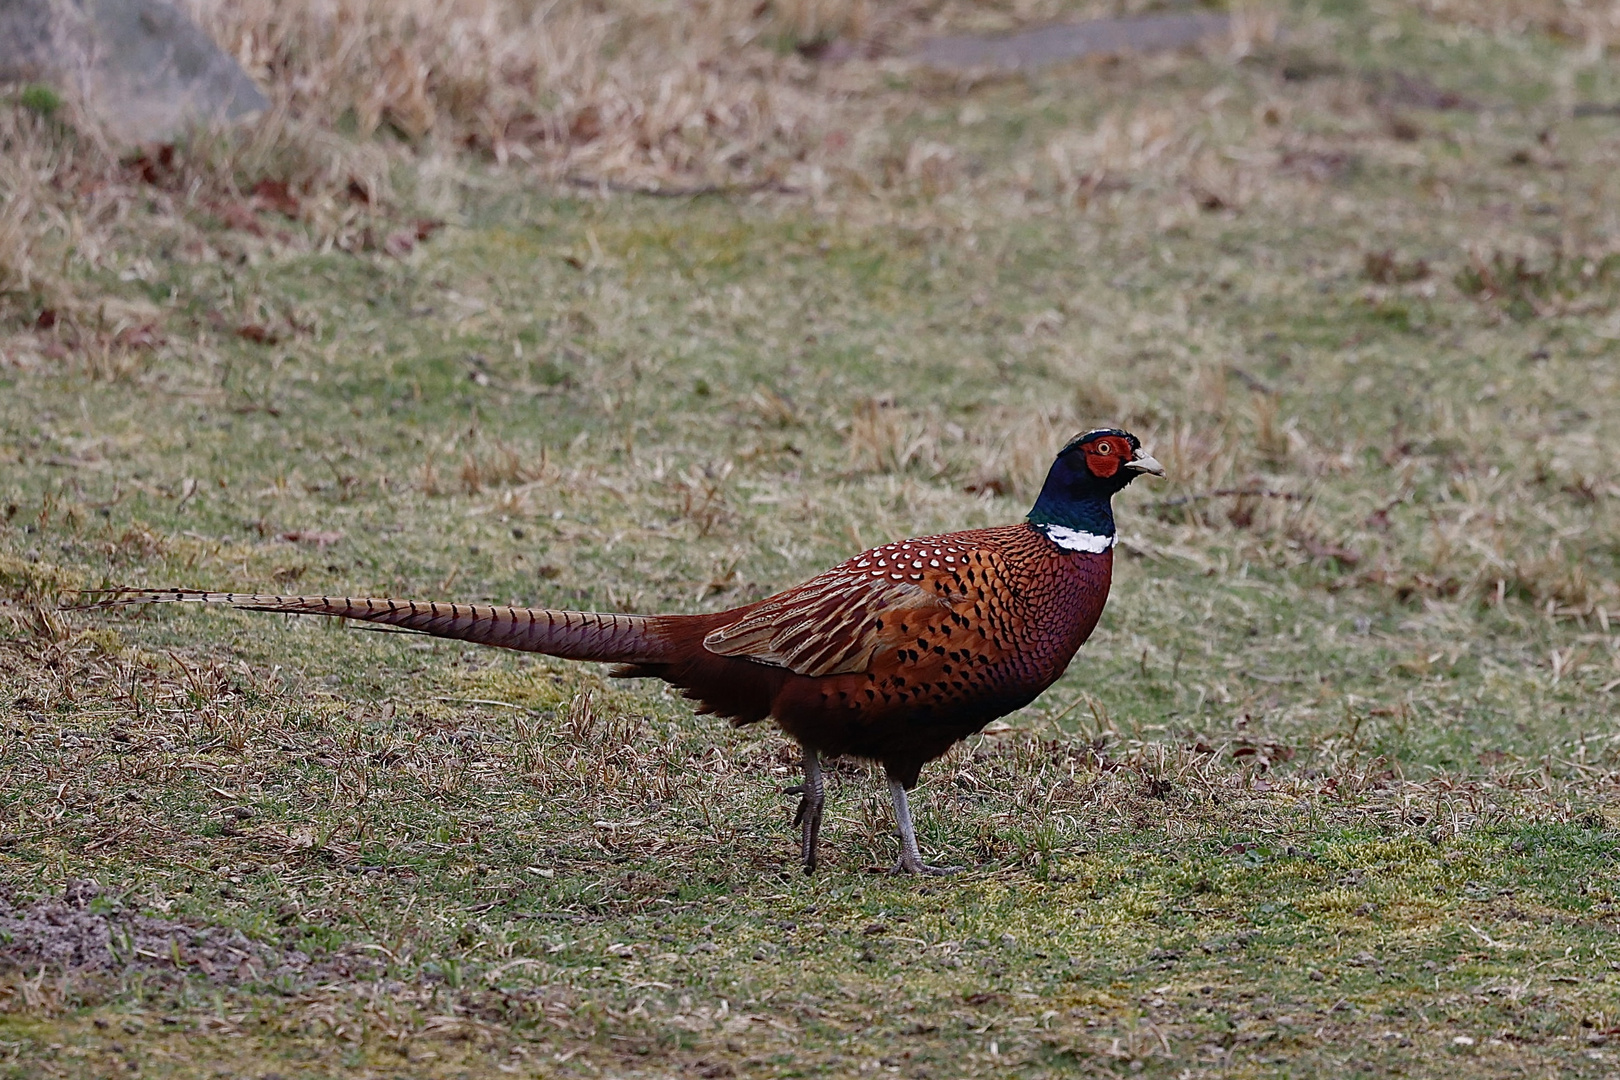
[1226, 366, 1275, 394]
[562, 176, 802, 198]
[432, 696, 534, 711]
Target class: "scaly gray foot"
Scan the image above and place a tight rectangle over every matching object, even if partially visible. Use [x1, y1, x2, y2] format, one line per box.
[887, 776, 957, 877]
[791, 748, 825, 874]
[891, 855, 961, 876]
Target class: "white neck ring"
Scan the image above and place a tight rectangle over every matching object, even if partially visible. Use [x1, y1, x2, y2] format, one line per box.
[1036, 523, 1115, 553]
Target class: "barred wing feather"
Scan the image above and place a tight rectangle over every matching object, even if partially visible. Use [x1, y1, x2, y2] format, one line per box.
[702, 569, 950, 677]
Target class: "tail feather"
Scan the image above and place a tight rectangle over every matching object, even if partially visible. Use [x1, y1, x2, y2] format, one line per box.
[74, 589, 679, 664]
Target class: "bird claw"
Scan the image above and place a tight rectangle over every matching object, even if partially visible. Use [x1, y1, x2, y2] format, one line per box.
[791, 792, 817, 829]
[891, 857, 961, 877]
[795, 790, 824, 873]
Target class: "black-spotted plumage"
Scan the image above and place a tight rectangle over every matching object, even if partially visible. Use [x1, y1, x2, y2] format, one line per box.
[701, 523, 1115, 789]
[80, 429, 1162, 874]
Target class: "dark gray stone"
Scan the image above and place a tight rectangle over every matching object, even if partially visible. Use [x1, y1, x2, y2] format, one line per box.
[0, 0, 267, 142]
[916, 13, 1229, 72]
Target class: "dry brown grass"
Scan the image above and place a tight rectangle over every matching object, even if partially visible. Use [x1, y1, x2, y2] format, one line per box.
[0, 107, 100, 329]
[1, 0, 871, 346]
[0, 103, 394, 363]
[0, 0, 1312, 354]
[846, 394, 941, 475]
[184, 0, 837, 185]
[0, 0, 1313, 347]
[962, 407, 1071, 500]
[1418, 0, 1620, 47]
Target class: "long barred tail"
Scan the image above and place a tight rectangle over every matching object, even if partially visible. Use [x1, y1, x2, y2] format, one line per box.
[73, 589, 679, 664]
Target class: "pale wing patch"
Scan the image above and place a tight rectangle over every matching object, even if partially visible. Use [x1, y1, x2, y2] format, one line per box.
[703, 571, 948, 677]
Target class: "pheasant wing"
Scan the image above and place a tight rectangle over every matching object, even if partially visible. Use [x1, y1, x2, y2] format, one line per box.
[701, 534, 1002, 676]
[703, 569, 948, 676]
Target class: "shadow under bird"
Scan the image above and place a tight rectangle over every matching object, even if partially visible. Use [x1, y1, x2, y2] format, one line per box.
[84, 429, 1163, 874]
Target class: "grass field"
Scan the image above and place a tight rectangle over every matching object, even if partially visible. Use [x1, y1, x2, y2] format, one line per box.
[4, 0, 1620, 1076]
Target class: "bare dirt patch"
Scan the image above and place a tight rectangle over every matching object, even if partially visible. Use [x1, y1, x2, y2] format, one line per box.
[0, 879, 377, 987]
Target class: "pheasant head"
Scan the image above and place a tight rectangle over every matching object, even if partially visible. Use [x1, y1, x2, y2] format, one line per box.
[1027, 429, 1163, 551]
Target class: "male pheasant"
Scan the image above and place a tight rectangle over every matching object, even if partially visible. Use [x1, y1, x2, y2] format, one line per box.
[85, 429, 1162, 875]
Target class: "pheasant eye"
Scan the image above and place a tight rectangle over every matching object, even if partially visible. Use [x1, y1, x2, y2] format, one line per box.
[1094, 442, 1111, 454]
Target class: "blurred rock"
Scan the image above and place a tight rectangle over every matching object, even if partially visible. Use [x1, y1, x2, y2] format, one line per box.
[917, 13, 1229, 71]
[0, 0, 267, 142]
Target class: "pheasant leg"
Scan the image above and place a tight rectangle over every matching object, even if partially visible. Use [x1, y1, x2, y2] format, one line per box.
[788, 748, 825, 875]
[888, 777, 960, 876]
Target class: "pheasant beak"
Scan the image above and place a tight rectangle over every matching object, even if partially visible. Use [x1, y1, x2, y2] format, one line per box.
[1124, 450, 1165, 477]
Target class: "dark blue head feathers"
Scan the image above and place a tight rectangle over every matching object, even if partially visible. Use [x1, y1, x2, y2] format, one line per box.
[1027, 429, 1157, 536]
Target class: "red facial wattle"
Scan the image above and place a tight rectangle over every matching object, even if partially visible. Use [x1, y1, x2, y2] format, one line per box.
[1085, 441, 1123, 478]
